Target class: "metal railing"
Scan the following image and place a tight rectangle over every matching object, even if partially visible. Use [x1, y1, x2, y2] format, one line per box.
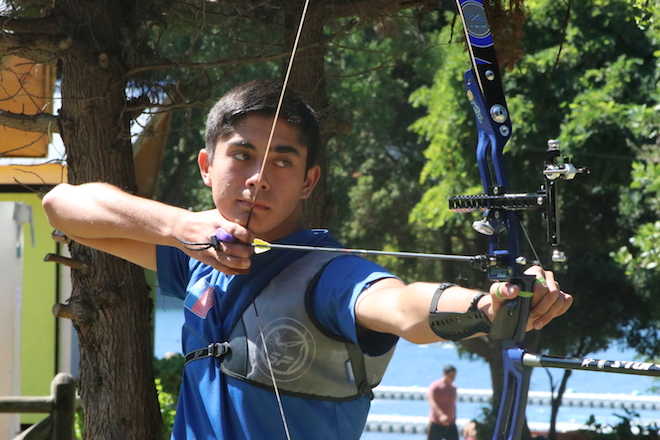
[374, 386, 660, 410]
[366, 386, 660, 435]
[0, 373, 75, 440]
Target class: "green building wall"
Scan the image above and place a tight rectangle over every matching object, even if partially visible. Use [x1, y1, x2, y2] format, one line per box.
[0, 193, 57, 424]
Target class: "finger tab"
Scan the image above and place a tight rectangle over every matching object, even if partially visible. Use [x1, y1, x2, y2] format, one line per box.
[215, 228, 238, 243]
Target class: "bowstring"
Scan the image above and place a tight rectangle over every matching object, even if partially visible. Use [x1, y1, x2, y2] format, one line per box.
[245, 2, 311, 439]
[245, 0, 311, 228]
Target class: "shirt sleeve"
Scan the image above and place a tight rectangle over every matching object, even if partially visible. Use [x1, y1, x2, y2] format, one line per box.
[156, 245, 193, 300]
[311, 255, 399, 356]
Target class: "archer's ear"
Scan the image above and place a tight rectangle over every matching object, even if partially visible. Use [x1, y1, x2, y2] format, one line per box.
[301, 165, 321, 200]
[198, 149, 212, 187]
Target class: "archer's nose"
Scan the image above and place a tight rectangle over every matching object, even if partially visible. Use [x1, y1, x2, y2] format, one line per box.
[245, 169, 270, 192]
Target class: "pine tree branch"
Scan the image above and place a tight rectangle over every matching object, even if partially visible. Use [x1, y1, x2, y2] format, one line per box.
[0, 109, 59, 133]
[0, 30, 72, 64]
[126, 46, 317, 77]
[323, 0, 433, 19]
[0, 14, 60, 35]
[126, 101, 207, 114]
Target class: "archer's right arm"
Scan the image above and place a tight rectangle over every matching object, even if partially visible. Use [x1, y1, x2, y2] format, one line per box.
[42, 183, 252, 272]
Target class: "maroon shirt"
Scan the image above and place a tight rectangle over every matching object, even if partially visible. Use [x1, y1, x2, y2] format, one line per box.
[427, 378, 457, 425]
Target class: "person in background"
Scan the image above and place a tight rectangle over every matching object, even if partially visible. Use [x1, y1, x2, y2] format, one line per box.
[462, 419, 478, 440]
[427, 365, 458, 440]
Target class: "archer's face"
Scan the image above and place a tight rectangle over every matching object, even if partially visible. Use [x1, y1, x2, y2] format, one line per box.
[198, 113, 320, 241]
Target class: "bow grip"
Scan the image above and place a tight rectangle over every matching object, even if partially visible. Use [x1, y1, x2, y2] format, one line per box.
[489, 274, 535, 342]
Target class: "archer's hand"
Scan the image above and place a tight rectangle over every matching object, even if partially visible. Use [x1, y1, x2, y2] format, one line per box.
[172, 210, 253, 274]
[488, 266, 573, 331]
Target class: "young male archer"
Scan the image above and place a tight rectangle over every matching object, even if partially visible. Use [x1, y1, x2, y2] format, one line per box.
[43, 80, 572, 439]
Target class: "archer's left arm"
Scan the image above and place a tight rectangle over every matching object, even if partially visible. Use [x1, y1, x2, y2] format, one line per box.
[355, 267, 573, 344]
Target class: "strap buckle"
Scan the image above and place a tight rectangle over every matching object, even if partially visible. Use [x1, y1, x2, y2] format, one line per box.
[208, 342, 230, 358]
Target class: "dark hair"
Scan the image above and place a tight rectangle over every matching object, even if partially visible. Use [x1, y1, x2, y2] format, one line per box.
[443, 365, 456, 375]
[205, 80, 321, 169]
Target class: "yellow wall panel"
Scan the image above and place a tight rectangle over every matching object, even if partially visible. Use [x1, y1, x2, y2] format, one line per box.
[0, 56, 55, 157]
[0, 163, 67, 185]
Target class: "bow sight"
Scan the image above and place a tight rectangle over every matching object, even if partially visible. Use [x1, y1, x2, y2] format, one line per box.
[449, 138, 589, 271]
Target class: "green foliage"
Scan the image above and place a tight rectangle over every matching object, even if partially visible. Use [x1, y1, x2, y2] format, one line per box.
[72, 360, 182, 440]
[474, 405, 496, 440]
[475, 406, 660, 440]
[612, 157, 660, 357]
[613, 218, 660, 273]
[153, 354, 185, 437]
[74, 406, 84, 440]
[411, 0, 659, 358]
[517, 0, 658, 359]
[156, 378, 177, 439]
[153, 354, 185, 402]
[323, 9, 464, 281]
[143, 3, 281, 210]
[408, 19, 480, 230]
[584, 408, 660, 439]
[613, 161, 660, 280]
[562, 56, 646, 152]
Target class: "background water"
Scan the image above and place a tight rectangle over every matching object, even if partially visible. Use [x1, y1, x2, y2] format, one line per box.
[154, 295, 659, 439]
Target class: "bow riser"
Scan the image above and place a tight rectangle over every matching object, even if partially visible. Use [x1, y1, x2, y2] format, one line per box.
[454, 1, 534, 439]
[467, 68, 534, 439]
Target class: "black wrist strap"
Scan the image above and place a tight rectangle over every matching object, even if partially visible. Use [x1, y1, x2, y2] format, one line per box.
[429, 283, 457, 313]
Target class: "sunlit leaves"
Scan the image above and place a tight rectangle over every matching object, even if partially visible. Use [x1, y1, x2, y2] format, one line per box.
[408, 22, 475, 230]
[613, 161, 660, 293]
[408, 0, 659, 358]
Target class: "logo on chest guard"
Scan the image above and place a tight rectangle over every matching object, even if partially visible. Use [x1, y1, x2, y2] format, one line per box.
[256, 317, 316, 383]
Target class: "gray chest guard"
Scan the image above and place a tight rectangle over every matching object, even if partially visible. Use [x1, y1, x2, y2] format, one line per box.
[428, 284, 492, 341]
[219, 251, 395, 401]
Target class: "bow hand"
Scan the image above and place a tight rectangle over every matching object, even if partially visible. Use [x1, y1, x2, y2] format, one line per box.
[487, 266, 572, 338]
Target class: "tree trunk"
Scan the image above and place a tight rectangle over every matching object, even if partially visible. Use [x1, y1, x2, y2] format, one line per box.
[285, 4, 330, 228]
[56, 1, 161, 438]
[549, 369, 572, 440]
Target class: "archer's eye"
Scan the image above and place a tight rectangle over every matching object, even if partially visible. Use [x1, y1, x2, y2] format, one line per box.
[273, 158, 293, 168]
[233, 151, 250, 161]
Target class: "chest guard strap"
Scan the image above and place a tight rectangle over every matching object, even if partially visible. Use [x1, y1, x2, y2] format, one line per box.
[184, 342, 231, 365]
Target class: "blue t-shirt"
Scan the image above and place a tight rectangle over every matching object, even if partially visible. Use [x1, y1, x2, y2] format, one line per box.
[156, 229, 398, 439]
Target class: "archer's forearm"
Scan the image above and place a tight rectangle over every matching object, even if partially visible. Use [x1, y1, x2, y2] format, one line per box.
[42, 183, 185, 246]
[356, 279, 493, 344]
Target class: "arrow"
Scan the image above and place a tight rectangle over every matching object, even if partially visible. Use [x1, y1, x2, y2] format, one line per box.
[251, 238, 488, 265]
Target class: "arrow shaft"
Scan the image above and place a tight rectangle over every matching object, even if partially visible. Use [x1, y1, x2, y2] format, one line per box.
[255, 242, 483, 263]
